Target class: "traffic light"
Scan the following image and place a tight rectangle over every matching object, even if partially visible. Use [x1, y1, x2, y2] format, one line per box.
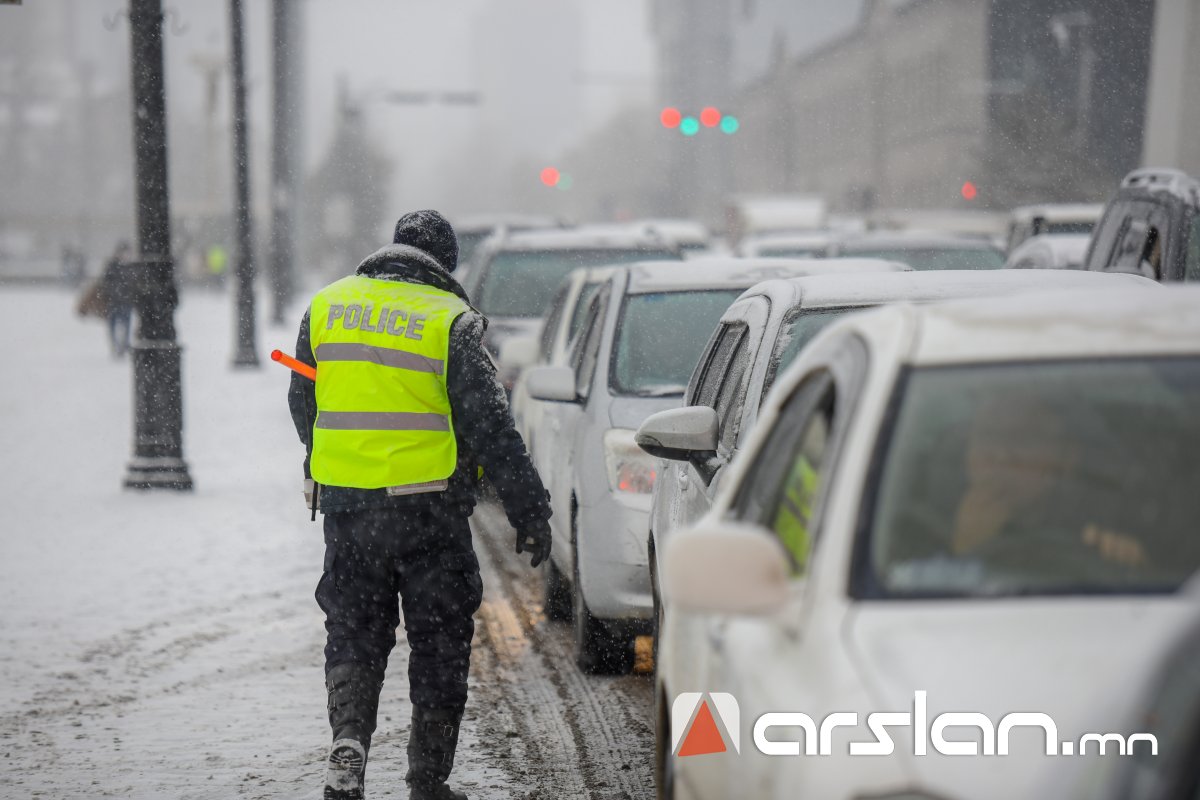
[540, 167, 560, 187]
[661, 106, 739, 136]
[961, 180, 978, 201]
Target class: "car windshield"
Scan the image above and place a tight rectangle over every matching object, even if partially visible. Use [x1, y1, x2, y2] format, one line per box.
[456, 230, 491, 270]
[611, 290, 743, 396]
[864, 358, 1200, 598]
[842, 246, 1004, 271]
[477, 248, 676, 318]
[763, 308, 858, 396]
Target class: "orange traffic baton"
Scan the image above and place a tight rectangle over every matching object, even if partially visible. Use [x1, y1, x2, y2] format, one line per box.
[271, 349, 316, 381]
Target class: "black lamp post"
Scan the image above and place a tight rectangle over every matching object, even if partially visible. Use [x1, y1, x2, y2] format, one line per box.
[123, 0, 193, 491]
[229, 0, 259, 367]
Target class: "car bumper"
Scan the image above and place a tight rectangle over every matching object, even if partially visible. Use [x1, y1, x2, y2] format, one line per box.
[576, 491, 654, 623]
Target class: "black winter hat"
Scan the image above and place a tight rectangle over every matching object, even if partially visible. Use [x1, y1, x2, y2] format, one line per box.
[392, 209, 459, 272]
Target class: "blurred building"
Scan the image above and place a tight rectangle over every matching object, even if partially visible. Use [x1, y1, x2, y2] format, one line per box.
[1143, 0, 1200, 175]
[732, 0, 1157, 211]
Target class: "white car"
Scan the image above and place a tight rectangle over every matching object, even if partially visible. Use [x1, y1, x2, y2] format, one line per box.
[505, 265, 618, 470]
[1004, 233, 1091, 270]
[836, 231, 1006, 271]
[655, 287, 1200, 800]
[639, 269, 1156, 647]
[460, 226, 681, 390]
[1006, 203, 1104, 254]
[524, 258, 906, 673]
[737, 232, 837, 259]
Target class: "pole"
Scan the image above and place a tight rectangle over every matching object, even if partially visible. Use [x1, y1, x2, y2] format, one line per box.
[229, 0, 259, 367]
[124, 0, 193, 490]
[268, 0, 299, 325]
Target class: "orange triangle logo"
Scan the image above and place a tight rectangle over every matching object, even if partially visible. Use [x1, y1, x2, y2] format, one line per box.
[677, 700, 727, 757]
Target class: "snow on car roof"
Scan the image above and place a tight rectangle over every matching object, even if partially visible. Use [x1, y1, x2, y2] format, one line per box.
[1008, 203, 1105, 222]
[622, 257, 907, 294]
[497, 225, 677, 251]
[838, 231, 999, 250]
[899, 283, 1194, 364]
[745, 267, 1149, 309]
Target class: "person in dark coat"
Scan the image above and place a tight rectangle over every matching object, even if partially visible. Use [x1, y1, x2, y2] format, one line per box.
[101, 241, 134, 357]
[289, 210, 552, 800]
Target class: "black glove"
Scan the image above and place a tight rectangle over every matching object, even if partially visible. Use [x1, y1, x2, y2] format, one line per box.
[515, 519, 552, 568]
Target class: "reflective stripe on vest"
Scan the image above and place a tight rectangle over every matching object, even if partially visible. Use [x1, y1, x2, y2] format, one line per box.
[308, 275, 468, 490]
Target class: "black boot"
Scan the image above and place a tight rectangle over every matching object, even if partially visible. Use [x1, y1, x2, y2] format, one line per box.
[324, 663, 384, 800]
[406, 706, 468, 800]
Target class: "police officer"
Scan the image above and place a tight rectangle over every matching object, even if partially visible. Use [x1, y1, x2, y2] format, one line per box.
[288, 210, 552, 800]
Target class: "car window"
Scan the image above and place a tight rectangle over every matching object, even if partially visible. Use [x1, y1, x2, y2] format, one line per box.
[1113, 218, 1154, 275]
[476, 247, 676, 318]
[568, 280, 603, 343]
[1086, 204, 1126, 269]
[1186, 213, 1200, 282]
[861, 357, 1200, 599]
[692, 324, 743, 407]
[732, 371, 837, 574]
[714, 331, 753, 451]
[763, 308, 855, 399]
[538, 281, 571, 362]
[571, 285, 610, 400]
[609, 290, 743, 397]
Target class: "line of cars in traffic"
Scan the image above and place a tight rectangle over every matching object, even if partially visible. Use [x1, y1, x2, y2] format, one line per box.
[464, 166, 1200, 798]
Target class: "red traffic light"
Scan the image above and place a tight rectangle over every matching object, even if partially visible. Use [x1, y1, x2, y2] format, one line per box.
[660, 107, 682, 129]
[961, 180, 978, 201]
[540, 167, 561, 187]
[699, 106, 721, 127]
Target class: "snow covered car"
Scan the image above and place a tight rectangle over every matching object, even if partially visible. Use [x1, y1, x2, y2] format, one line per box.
[1004, 233, 1091, 269]
[1005, 203, 1104, 253]
[504, 265, 618, 470]
[638, 269, 1155, 649]
[1084, 168, 1200, 282]
[460, 226, 681, 390]
[525, 258, 907, 673]
[656, 287, 1200, 800]
[736, 232, 837, 259]
[835, 231, 1005, 271]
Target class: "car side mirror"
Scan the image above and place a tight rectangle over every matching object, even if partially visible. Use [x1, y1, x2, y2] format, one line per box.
[636, 406, 724, 481]
[663, 520, 791, 616]
[635, 406, 718, 462]
[498, 335, 540, 373]
[526, 365, 578, 403]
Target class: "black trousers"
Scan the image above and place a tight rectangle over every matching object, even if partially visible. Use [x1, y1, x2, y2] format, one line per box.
[316, 505, 483, 711]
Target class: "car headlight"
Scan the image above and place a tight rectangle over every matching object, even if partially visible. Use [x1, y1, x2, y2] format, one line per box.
[604, 428, 658, 494]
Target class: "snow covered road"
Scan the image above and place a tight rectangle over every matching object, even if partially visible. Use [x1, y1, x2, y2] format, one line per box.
[0, 286, 652, 799]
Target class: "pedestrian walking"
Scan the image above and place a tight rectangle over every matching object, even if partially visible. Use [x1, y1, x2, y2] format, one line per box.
[288, 209, 552, 800]
[102, 241, 134, 357]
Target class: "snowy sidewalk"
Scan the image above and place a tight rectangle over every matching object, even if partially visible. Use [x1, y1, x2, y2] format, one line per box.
[1, 286, 395, 798]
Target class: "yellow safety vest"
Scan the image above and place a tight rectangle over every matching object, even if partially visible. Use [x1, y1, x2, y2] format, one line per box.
[309, 275, 469, 490]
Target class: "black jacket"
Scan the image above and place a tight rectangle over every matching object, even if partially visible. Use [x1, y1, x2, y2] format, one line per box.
[288, 244, 552, 534]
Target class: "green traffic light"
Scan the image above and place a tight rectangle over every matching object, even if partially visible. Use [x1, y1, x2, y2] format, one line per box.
[680, 116, 700, 136]
[720, 116, 740, 134]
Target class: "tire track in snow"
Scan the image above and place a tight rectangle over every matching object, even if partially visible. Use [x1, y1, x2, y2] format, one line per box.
[472, 501, 653, 800]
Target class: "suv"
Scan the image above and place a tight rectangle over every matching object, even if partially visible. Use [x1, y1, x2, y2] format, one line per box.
[1084, 168, 1200, 281]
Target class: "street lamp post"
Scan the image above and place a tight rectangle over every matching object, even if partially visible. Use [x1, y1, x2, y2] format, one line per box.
[123, 0, 193, 491]
[268, 0, 301, 326]
[229, 0, 258, 367]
